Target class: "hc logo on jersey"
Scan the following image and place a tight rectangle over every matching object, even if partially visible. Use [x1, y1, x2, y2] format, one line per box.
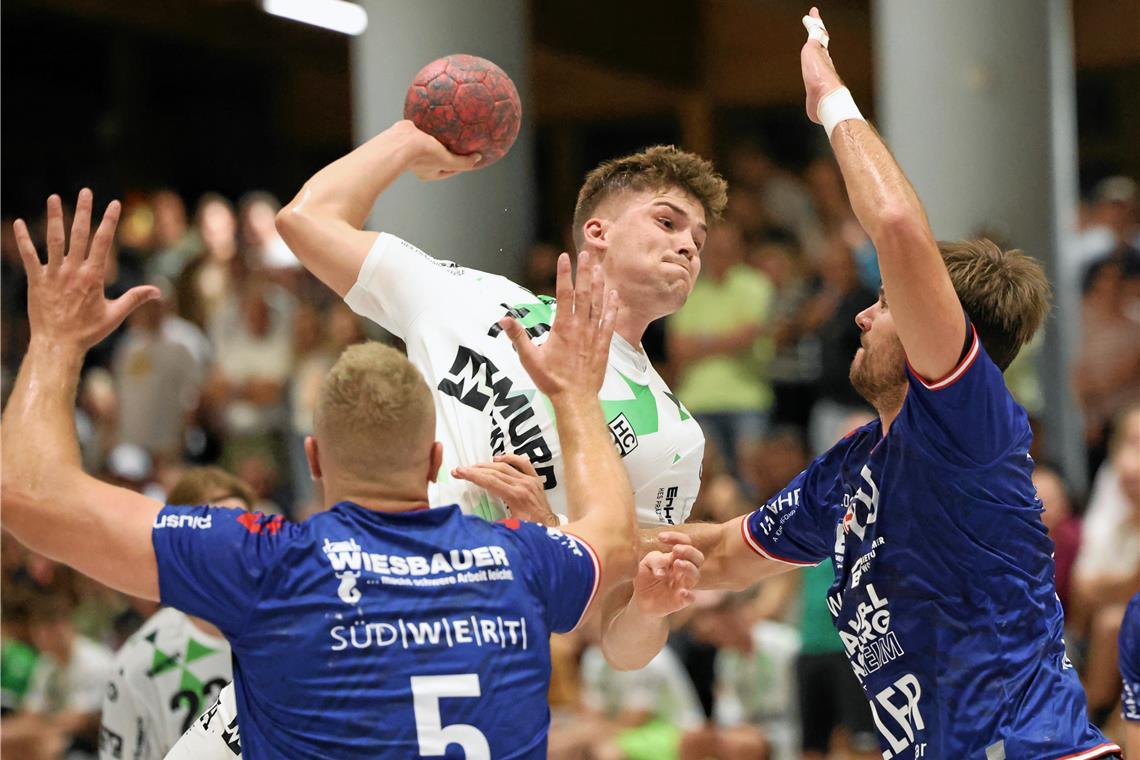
[323, 538, 363, 605]
[608, 413, 638, 457]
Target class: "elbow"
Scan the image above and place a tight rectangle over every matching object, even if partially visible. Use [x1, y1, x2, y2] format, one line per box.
[872, 204, 924, 245]
[274, 202, 307, 248]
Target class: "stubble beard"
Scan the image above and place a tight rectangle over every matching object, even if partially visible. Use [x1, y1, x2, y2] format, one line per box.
[850, 342, 907, 414]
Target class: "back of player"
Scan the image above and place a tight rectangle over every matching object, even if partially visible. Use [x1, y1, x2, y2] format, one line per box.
[153, 502, 598, 759]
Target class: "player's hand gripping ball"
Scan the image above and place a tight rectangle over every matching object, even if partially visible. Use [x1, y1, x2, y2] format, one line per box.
[404, 54, 522, 167]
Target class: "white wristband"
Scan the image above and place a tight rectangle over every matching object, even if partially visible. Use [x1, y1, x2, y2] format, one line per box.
[818, 87, 865, 140]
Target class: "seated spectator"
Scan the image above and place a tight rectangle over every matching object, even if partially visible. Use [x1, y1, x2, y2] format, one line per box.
[750, 229, 820, 433]
[1073, 405, 1140, 726]
[1033, 463, 1083, 615]
[579, 636, 704, 760]
[112, 284, 204, 463]
[177, 193, 240, 330]
[19, 594, 113, 758]
[239, 191, 299, 273]
[146, 189, 202, 283]
[685, 590, 796, 760]
[669, 220, 774, 476]
[1074, 259, 1140, 476]
[800, 235, 876, 454]
[204, 279, 295, 488]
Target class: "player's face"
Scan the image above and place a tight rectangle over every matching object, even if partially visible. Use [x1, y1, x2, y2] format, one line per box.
[850, 290, 907, 406]
[597, 189, 707, 320]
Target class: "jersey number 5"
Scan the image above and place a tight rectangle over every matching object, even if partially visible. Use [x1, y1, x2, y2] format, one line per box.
[410, 674, 491, 759]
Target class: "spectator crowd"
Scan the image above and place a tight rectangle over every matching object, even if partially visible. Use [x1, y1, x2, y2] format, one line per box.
[2, 146, 1137, 758]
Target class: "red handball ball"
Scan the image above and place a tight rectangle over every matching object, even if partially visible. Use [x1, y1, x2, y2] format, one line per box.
[404, 54, 522, 167]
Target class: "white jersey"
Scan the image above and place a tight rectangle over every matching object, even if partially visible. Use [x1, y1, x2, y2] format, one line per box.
[99, 607, 231, 760]
[345, 233, 704, 526]
[166, 682, 241, 760]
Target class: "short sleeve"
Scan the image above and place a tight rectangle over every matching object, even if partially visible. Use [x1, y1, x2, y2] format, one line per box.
[496, 520, 600, 633]
[901, 324, 1027, 466]
[151, 506, 298, 639]
[1120, 593, 1140, 722]
[342, 233, 472, 338]
[743, 457, 843, 566]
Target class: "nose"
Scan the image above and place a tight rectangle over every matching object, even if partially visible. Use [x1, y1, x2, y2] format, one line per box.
[855, 304, 874, 332]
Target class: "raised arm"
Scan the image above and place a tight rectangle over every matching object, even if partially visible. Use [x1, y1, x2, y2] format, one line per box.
[275, 120, 481, 297]
[1, 191, 164, 599]
[498, 252, 639, 602]
[801, 8, 964, 380]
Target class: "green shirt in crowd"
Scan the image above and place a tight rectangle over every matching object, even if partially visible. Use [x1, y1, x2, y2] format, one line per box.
[799, 559, 846, 655]
[669, 264, 774, 414]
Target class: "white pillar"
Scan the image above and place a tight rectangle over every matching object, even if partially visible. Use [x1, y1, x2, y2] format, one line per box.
[352, 0, 534, 276]
[874, 0, 1085, 485]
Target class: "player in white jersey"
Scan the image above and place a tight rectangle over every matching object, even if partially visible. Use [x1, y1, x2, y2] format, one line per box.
[99, 467, 255, 760]
[277, 125, 727, 530]
[344, 232, 704, 526]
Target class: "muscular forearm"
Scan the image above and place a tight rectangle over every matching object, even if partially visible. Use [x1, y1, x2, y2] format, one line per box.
[830, 121, 929, 241]
[2, 338, 85, 508]
[599, 584, 669, 671]
[286, 121, 419, 229]
[277, 122, 422, 296]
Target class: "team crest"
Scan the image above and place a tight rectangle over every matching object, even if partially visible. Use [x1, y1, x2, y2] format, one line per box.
[608, 413, 639, 456]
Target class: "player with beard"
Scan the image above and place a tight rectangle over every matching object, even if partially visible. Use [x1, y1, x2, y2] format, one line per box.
[647, 9, 1121, 759]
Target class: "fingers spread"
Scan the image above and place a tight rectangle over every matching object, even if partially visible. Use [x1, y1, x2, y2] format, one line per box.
[68, 188, 93, 266]
[45, 195, 65, 268]
[554, 252, 573, 313]
[593, 289, 619, 357]
[107, 285, 161, 328]
[13, 219, 42, 277]
[86, 200, 122, 273]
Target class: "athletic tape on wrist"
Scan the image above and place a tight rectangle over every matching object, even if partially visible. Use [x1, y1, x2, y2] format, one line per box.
[818, 87, 864, 140]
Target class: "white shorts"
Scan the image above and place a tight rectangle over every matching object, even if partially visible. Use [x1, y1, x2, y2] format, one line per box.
[165, 682, 242, 759]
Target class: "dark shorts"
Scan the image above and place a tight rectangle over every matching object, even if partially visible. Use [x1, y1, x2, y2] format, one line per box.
[796, 651, 877, 754]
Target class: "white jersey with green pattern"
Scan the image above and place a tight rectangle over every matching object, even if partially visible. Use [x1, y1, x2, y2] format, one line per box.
[344, 233, 704, 526]
[99, 607, 231, 760]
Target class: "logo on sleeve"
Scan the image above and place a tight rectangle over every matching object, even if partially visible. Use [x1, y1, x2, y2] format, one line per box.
[154, 513, 212, 530]
[543, 527, 585, 558]
[236, 512, 284, 535]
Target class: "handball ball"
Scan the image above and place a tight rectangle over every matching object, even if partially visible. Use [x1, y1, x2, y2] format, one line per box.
[403, 54, 522, 167]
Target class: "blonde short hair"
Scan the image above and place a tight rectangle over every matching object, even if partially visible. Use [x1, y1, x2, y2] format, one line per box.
[572, 146, 728, 250]
[167, 467, 255, 510]
[315, 342, 435, 478]
[939, 239, 1052, 371]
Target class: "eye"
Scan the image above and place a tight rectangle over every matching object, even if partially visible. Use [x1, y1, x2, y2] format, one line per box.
[658, 217, 674, 230]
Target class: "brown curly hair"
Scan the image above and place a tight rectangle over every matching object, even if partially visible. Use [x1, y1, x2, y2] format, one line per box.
[572, 146, 728, 250]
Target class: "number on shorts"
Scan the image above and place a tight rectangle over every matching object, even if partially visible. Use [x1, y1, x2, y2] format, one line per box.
[410, 674, 490, 759]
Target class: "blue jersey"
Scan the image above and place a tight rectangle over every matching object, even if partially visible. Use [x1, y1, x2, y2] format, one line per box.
[1121, 593, 1140, 723]
[152, 502, 599, 759]
[744, 328, 1119, 759]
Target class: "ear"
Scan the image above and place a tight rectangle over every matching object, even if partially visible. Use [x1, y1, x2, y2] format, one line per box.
[428, 441, 444, 484]
[582, 218, 611, 257]
[304, 436, 322, 481]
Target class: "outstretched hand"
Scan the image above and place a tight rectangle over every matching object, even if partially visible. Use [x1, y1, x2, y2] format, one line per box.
[14, 190, 160, 352]
[498, 251, 619, 401]
[632, 532, 704, 618]
[800, 7, 844, 124]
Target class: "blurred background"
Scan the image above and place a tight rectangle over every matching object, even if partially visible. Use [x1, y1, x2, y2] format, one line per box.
[2, 1, 1138, 758]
